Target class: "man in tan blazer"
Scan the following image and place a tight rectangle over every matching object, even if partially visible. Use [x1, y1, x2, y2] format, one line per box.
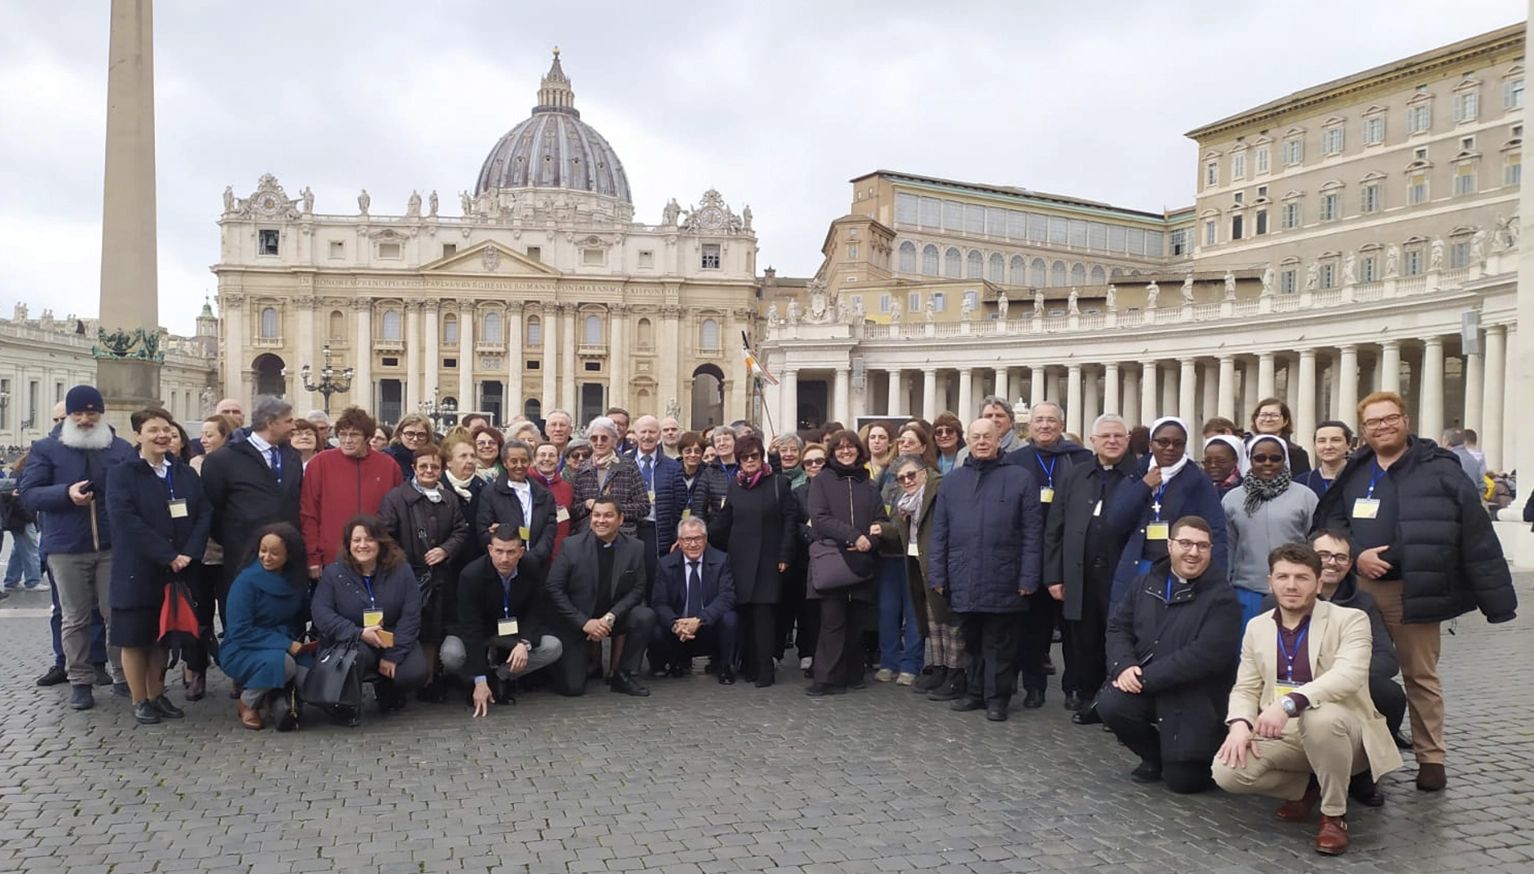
[1212, 543, 1402, 856]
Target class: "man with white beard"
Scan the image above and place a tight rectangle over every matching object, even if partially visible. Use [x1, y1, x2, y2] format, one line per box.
[18, 385, 137, 711]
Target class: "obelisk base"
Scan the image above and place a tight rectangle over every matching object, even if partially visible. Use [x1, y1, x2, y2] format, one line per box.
[97, 358, 163, 433]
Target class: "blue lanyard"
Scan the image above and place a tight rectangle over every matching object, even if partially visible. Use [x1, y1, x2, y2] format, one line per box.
[1036, 455, 1056, 488]
[1276, 621, 1310, 681]
[362, 574, 376, 609]
[721, 462, 737, 480]
[162, 465, 176, 499]
[1152, 483, 1169, 520]
[1164, 573, 1176, 602]
[499, 573, 515, 617]
[1364, 463, 1385, 499]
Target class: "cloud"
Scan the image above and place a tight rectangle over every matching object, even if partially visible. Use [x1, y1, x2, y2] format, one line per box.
[0, 0, 1523, 334]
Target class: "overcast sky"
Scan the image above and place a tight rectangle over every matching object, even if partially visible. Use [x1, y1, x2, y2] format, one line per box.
[0, 0, 1525, 334]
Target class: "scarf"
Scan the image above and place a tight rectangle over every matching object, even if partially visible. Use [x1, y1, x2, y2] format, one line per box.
[896, 483, 924, 526]
[593, 452, 620, 470]
[737, 465, 767, 489]
[1148, 416, 1192, 480]
[1242, 435, 1292, 515]
[444, 469, 476, 502]
[412, 480, 443, 504]
[474, 463, 499, 483]
[827, 458, 870, 481]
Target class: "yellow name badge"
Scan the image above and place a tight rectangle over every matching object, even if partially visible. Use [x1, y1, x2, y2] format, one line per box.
[680, 508, 691, 520]
[647, 490, 656, 504]
[168, 499, 189, 519]
[906, 539, 920, 558]
[362, 610, 384, 628]
[497, 618, 519, 637]
[518, 526, 530, 541]
[1039, 487, 1055, 504]
[556, 506, 571, 523]
[1145, 522, 1170, 541]
[1352, 498, 1381, 520]
[1274, 682, 1301, 699]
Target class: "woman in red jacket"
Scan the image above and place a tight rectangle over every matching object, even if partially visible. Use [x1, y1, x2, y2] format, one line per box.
[299, 407, 403, 580]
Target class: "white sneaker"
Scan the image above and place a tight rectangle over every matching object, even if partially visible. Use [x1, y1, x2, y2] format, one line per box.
[874, 668, 895, 682]
[799, 657, 812, 671]
[895, 672, 917, 686]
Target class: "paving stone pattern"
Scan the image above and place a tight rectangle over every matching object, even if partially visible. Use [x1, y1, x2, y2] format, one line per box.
[0, 573, 1530, 873]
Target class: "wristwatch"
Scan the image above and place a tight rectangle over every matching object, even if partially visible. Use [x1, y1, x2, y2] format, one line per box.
[1280, 695, 1298, 716]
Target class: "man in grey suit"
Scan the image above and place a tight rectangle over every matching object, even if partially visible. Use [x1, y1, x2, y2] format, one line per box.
[544, 497, 657, 696]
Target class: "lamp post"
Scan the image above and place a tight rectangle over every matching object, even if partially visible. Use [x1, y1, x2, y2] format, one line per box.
[418, 387, 457, 432]
[299, 344, 354, 416]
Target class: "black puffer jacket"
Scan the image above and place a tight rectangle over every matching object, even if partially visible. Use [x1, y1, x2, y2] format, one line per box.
[1313, 437, 1516, 625]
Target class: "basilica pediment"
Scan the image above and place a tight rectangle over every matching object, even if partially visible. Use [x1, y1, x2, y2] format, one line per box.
[422, 241, 561, 277]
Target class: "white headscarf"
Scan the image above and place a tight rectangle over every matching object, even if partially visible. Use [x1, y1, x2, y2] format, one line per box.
[1148, 416, 1193, 480]
[1204, 434, 1250, 475]
[1244, 433, 1292, 470]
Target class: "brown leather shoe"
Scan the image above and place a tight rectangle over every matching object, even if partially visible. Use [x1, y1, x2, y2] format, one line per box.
[1315, 815, 1349, 855]
[1275, 783, 1320, 822]
[237, 699, 264, 731]
[1416, 762, 1447, 791]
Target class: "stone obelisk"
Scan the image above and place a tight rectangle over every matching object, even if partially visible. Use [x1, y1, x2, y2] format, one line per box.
[95, 0, 162, 431]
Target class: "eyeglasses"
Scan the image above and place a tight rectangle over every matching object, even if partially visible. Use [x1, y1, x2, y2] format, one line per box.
[1093, 432, 1127, 440]
[1250, 453, 1285, 464]
[402, 430, 430, 440]
[933, 426, 956, 436]
[1316, 551, 1352, 564]
[1362, 413, 1405, 431]
[1255, 411, 1283, 420]
[567, 452, 591, 462]
[1152, 438, 1187, 449]
[894, 471, 921, 484]
[803, 457, 826, 467]
[677, 535, 707, 545]
[589, 434, 612, 442]
[1172, 539, 1212, 552]
[1032, 417, 1061, 425]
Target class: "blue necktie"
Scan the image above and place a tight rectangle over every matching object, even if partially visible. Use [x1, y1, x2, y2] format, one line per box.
[268, 446, 282, 483]
[641, 455, 653, 491]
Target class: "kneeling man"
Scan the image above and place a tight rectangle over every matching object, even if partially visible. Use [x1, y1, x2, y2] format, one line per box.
[650, 517, 737, 681]
[444, 526, 563, 717]
[1098, 516, 1241, 792]
[1213, 543, 1402, 856]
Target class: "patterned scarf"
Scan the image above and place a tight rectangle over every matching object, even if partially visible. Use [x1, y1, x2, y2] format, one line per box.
[896, 484, 924, 524]
[737, 465, 767, 489]
[412, 480, 443, 504]
[1242, 468, 1292, 516]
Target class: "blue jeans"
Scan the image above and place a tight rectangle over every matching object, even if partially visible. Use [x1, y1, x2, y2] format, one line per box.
[1234, 587, 1267, 636]
[4, 524, 41, 586]
[877, 556, 923, 674]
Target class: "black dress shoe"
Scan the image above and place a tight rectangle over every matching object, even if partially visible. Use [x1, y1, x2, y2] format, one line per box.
[667, 663, 689, 678]
[93, 665, 113, 686]
[1393, 730, 1413, 750]
[950, 697, 986, 712]
[718, 668, 736, 685]
[132, 700, 161, 725]
[609, 672, 650, 697]
[1071, 704, 1103, 725]
[754, 676, 774, 689]
[152, 695, 185, 719]
[1348, 772, 1385, 807]
[1064, 692, 1084, 711]
[35, 665, 67, 687]
[1022, 689, 1046, 709]
[804, 682, 844, 697]
[913, 666, 946, 692]
[1130, 761, 1163, 783]
[985, 703, 1009, 722]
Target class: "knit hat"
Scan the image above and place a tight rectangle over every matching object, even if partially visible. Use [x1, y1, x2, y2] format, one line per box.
[65, 385, 105, 415]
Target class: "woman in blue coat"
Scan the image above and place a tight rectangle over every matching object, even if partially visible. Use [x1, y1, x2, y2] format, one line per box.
[105, 408, 211, 726]
[221, 522, 312, 731]
[1105, 417, 1226, 611]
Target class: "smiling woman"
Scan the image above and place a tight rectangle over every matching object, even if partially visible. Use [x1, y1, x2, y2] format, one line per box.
[1222, 434, 1316, 629]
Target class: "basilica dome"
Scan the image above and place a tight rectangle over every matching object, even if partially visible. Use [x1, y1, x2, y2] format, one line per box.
[473, 50, 632, 204]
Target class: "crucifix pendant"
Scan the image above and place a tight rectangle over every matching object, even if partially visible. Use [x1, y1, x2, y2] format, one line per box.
[1151, 502, 1161, 518]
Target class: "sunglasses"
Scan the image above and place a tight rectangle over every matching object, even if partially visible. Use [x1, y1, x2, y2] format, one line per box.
[895, 471, 921, 484]
[1152, 438, 1187, 449]
[740, 452, 763, 461]
[803, 457, 826, 466]
[1250, 453, 1285, 464]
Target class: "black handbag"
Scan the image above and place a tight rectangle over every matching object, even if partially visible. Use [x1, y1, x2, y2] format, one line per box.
[302, 639, 362, 711]
[809, 480, 874, 593]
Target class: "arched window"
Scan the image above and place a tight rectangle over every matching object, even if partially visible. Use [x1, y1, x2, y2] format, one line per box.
[1111, 267, 1125, 278]
[1070, 263, 1087, 286]
[328, 310, 345, 341]
[1010, 256, 1026, 285]
[700, 318, 720, 350]
[944, 247, 962, 278]
[381, 309, 402, 340]
[1090, 265, 1106, 285]
[483, 312, 503, 343]
[443, 313, 458, 344]
[259, 307, 279, 339]
[898, 241, 917, 273]
[526, 315, 542, 347]
[1030, 258, 1047, 287]
[987, 253, 1004, 282]
[921, 244, 939, 275]
[637, 317, 654, 349]
[1051, 261, 1067, 287]
[584, 315, 602, 346]
[966, 250, 983, 278]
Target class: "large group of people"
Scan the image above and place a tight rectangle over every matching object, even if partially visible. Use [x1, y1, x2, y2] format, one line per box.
[9, 383, 1519, 856]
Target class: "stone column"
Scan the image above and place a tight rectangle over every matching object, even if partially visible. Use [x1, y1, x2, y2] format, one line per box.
[1216, 355, 1236, 420]
[1464, 341, 1484, 434]
[1337, 344, 1359, 431]
[1122, 367, 1140, 426]
[353, 299, 373, 411]
[608, 305, 627, 411]
[1178, 358, 1198, 426]
[1420, 336, 1445, 439]
[1029, 366, 1044, 409]
[659, 305, 681, 417]
[540, 307, 557, 416]
[295, 296, 316, 382]
[1483, 324, 1506, 470]
[1380, 340, 1402, 393]
[1328, 352, 1342, 422]
[457, 301, 473, 411]
[1103, 362, 1120, 415]
[1066, 363, 1083, 435]
[1160, 363, 1178, 418]
[1083, 367, 1100, 429]
[922, 368, 938, 421]
[1242, 361, 1258, 418]
[404, 302, 422, 411]
[1257, 351, 1276, 401]
[781, 369, 799, 432]
[1296, 349, 1317, 444]
[1140, 360, 1158, 421]
[560, 304, 577, 414]
[994, 366, 1010, 404]
[422, 301, 439, 404]
[222, 294, 245, 401]
[957, 368, 974, 423]
[97, 0, 162, 425]
[1200, 361, 1218, 426]
[886, 368, 903, 415]
[834, 367, 851, 425]
[506, 301, 524, 414]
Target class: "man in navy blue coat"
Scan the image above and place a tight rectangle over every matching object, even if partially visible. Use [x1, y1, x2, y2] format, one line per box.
[649, 517, 737, 682]
[929, 418, 1043, 722]
[631, 416, 684, 581]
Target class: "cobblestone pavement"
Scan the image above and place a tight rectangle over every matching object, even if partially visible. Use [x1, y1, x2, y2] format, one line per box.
[0, 566, 1530, 874]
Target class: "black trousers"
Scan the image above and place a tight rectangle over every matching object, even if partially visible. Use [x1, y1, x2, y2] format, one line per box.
[184, 561, 224, 673]
[1068, 564, 1114, 702]
[736, 603, 778, 680]
[1018, 589, 1065, 694]
[960, 612, 1023, 705]
[650, 611, 738, 669]
[775, 561, 808, 660]
[356, 641, 430, 692]
[1097, 685, 1213, 793]
[551, 606, 657, 696]
[813, 597, 871, 687]
[637, 521, 658, 596]
[1371, 675, 1408, 738]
